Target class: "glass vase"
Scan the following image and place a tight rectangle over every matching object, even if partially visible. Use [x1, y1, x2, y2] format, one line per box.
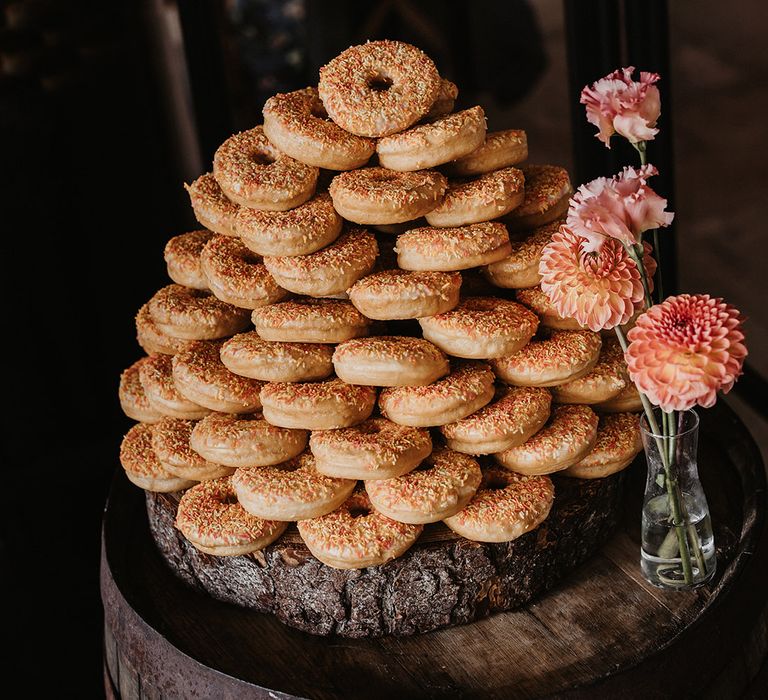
[640, 409, 716, 589]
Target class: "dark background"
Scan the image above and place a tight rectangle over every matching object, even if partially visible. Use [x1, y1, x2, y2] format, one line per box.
[1, 0, 765, 695]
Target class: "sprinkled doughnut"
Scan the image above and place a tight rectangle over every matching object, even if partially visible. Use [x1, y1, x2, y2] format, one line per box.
[164, 230, 214, 290]
[200, 235, 287, 310]
[443, 466, 554, 542]
[212, 126, 318, 210]
[262, 87, 375, 170]
[424, 167, 525, 227]
[135, 303, 197, 356]
[171, 340, 263, 414]
[318, 40, 441, 137]
[379, 361, 495, 427]
[147, 284, 251, 341]
[119, 358, 163, 423]
[120, 423, 196, 492]
[184, 172, 239, 237]
[366, 447, 482, 524]
[491, 329, 602, 387]
[332, 336, 449, 387]
[419, 297, 539, 359]
[175, 476, 287, 556]
[251, 299, 369, 343]
[310, 417, 432, 480]
[235, 192, 342, 257]
[441, 386, 552, 455]
[445, 129, 528, 176]
[483, 220, 560, 289]
[495, 404, 599, 475]
[233, 452, 356, 521]
[515, 285, 585, 330]
[423, 78, 458, 120]
[552, 338, 628, 404]
[263, 227, 378, 297]
[348, 269, 461, 320]
[151, 417, 234, 481]
[138, 353, 210, 420]
[329, 167, 447, 225]
[564, 412, 642, 479]
[190, 411, 307, 467]
[595, 382, 644, 413]
[297, 488, 423, 569]
[396, 222, 511, 271]
[502, 164, 572, 232]
[220, 331, 334, 383]
[260, 378, 376, 430]
[376, 106, 487, 171]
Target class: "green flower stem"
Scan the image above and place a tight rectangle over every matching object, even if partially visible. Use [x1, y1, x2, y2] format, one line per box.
[625, 243, 654, 310]
[632, 139, 664, 302]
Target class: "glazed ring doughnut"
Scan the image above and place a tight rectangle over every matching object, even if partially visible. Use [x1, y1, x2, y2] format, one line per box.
[309, 417, 432, 480]
[184, 172, 239, 237]
[164, 230, 214, 290]
[119, 358, 163, 423]
[262, 87, 375, 170]
[365, 447, 482, 524]
[147, 285, 251, 341]
[171, 340, 263, 414]
[491, 329, 602, 387]
[263, 227, 378, 297]
[444, 129, 528, 177]
[233, 452, 356, 521]
[297, 488, 423, 569]
[138, 353, 210, 420]
[483, 220, 560, 289]
[495, 404, 599, 475]
[515, 286, 585, 330]
[175, 476, 287, 556]
[200, 235, 287, 309]
[551, 338, 628, 404]
[419, 297, 539, 359]
[220, 332, 334, 383]
[379, 361, 495, 427]
[251, 299, 370, 343]
[151, 417, 234, 481]
[318, 40, 441, 137]
[212, 126, 318, 211]
[235, 192, 342, 257]
[502, 165, 572, 232]
[332, 336, 449, 387]
[190, 412, 307, 467]
[423, 78, 458, 120]
[444, 466, 554, 542]
[329, 167, 447, 225]
[120, 423, 196, 492]
[396, 222, 511, 271]
[595, 383, 644, 413]
[348, 269, 461, 320]
[260, 378, 377, 430]
[424, 167, 525, 227]
[376, 106, 487, 171]
[564, 412, 642, 479]
[135, 303, 197, 356]
[440, 386, 552, 455]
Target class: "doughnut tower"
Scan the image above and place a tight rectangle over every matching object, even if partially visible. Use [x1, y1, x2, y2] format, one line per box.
[118, 41, 643, 574]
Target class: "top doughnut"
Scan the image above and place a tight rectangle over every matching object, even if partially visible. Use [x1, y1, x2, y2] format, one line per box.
[318, 40, 441, 137]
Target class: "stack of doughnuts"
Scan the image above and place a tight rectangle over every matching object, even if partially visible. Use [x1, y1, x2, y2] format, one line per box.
[118, 40, 642, 571]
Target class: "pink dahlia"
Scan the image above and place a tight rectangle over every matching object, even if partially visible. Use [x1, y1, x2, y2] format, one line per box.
[580, 66, 661, 147]
[567, 164, 674, 252]
[626, 294, 747, 412]
[538, 225, 656, 332]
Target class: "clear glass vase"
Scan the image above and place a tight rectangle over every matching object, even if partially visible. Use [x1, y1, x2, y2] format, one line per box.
[640, 409, 716, 589]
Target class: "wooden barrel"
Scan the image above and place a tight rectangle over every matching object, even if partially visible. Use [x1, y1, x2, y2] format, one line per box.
[101, 402, 768, 698]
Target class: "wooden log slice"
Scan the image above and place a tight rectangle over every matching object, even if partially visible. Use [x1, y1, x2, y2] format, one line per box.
[146, 473, 625, 637]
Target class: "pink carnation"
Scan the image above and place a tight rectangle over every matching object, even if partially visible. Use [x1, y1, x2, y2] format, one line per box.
[625, 294, 747, 412]
[567, 165, 674, 251]
[580, 66, 661, 147]
[538, 225, 656, 332]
